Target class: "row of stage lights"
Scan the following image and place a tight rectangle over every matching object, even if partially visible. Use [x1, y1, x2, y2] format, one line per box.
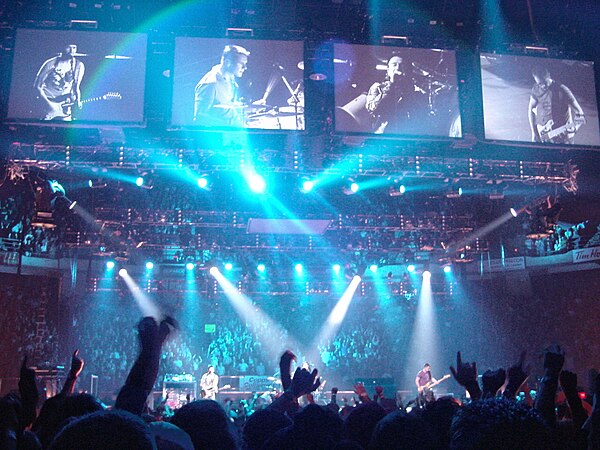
[94, 173, 451, 198]
[105, 260, 452, 276]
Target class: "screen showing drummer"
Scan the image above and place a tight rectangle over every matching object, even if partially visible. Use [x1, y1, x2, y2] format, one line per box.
[334, 44, 462, 137]
[172, 37, 304, 130]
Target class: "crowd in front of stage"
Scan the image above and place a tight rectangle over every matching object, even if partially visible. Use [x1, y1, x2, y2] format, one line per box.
[1, 312, 599, 449]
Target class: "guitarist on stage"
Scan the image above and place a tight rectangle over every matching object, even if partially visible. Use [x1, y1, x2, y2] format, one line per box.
[200, 365, 220, 400]
[415, 363, 437, 408]
[528, 66, 585, 144]
[34, 43, 85, 121]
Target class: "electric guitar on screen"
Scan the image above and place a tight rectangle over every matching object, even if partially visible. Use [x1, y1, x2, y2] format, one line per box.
[537, 116, 586, 143]
[43, 92, 122, 120]
[418, 374, 451, 393]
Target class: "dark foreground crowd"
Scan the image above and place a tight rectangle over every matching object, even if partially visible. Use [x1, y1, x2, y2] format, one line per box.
[1, 316, 599, 449]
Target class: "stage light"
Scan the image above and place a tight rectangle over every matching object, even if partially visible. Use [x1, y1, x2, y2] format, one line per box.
[135, 176, 144, 187]
[302, 180, 314, 193]
[510, 207, 518, 217]
[446, 185, 462, 198]
[118, 268, 127, 277]
[332, 264, 341, 275]
[407, 264, 416, 273]
[106, 261, 115, 270]
[399, 184, 406, 194]
[145, 261, 154, 270]
[224, 262, 233, 271]
[369, 264, 378, 273]
[209, 266, 219, 276]
[443, 265, 452, 274]
[423, 270, 431, 279]
[88, 179, 93, 188]
[186, 262, 195, 271]
[248, 173, 266, 193]
[295, 263, 303, 275]
[197, 177, 209, 189]
[257, 263, 266, 273]
[350, 182, 360, 193]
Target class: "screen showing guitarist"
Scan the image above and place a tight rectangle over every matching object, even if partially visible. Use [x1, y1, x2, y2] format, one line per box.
[200, 365, 219, 400]
[34, 43, 85, 121]
[528, 66, 585, 144]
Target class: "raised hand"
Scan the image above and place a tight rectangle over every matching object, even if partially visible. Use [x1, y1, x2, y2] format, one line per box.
[137, 316, 159, 350]
[353, 382, 370, 403]
[158, 316, 178, 346]
[481, 369, 506, 398]
[19, 356, 38, 402]
[504, 351, 530, 399]
[279, 350, 297, 392]
[69, 349, 84, 378]
[559, 370, 578, 394]
[280, 350, 297, 365]
[543, 344, 565, 377]
[290, 367, 321, 398]
[450, 351, 481, 400]
[18, 356, 39, 430]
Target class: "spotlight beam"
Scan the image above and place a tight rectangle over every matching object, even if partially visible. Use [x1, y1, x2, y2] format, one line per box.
[119, 270, 163, 320]
[210, 268, 301, 363]
[307, 276, 362, 363]
[405, 267, 441, 389]
[445, 209, 516, 255]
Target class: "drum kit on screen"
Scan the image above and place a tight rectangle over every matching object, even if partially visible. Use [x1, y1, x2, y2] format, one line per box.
[244, 102, 304, 130]
[244, 61, 305, 130]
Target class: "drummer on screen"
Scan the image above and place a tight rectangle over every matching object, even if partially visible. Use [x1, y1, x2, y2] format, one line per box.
[193, 44, 250, 127]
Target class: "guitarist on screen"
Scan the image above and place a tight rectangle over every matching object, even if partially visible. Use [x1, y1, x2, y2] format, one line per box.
[528, 66, 585, 145]
[34, 43, 85, 121]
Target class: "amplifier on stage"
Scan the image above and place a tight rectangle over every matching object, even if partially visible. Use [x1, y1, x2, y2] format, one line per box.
[162, 374, 197, 410]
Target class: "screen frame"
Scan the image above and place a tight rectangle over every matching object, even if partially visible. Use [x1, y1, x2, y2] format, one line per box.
[5, 27, 149, 127]
[333, 42, 463, 140]
[169, 36, 306, 133]
[479, 51, 600, 149]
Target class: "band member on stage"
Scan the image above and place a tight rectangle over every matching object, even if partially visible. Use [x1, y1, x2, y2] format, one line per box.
[200, 365, 220, 400]
[415, 363, 437, 407]
[366, 55, 418, 134]
[34, 43, 85, 121]
[528, 66, 585, 144]
[193, 44, 250, 127]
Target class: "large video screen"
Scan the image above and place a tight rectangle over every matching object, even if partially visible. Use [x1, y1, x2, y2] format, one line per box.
[481, 53, 600, 146]
[171, 38, 304, 131]
[334, 44, 461, 138]
[7, 29, 147, 124]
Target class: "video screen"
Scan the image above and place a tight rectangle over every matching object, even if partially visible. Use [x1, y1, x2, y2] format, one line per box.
[334, 44, 461, 138]
[171, 38, 304, 131]
[7, 29, 147, 124]
[481, 53, 600, 146]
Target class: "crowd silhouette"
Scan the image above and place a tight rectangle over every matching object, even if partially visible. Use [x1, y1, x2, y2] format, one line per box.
[1, 312, 599, 449]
